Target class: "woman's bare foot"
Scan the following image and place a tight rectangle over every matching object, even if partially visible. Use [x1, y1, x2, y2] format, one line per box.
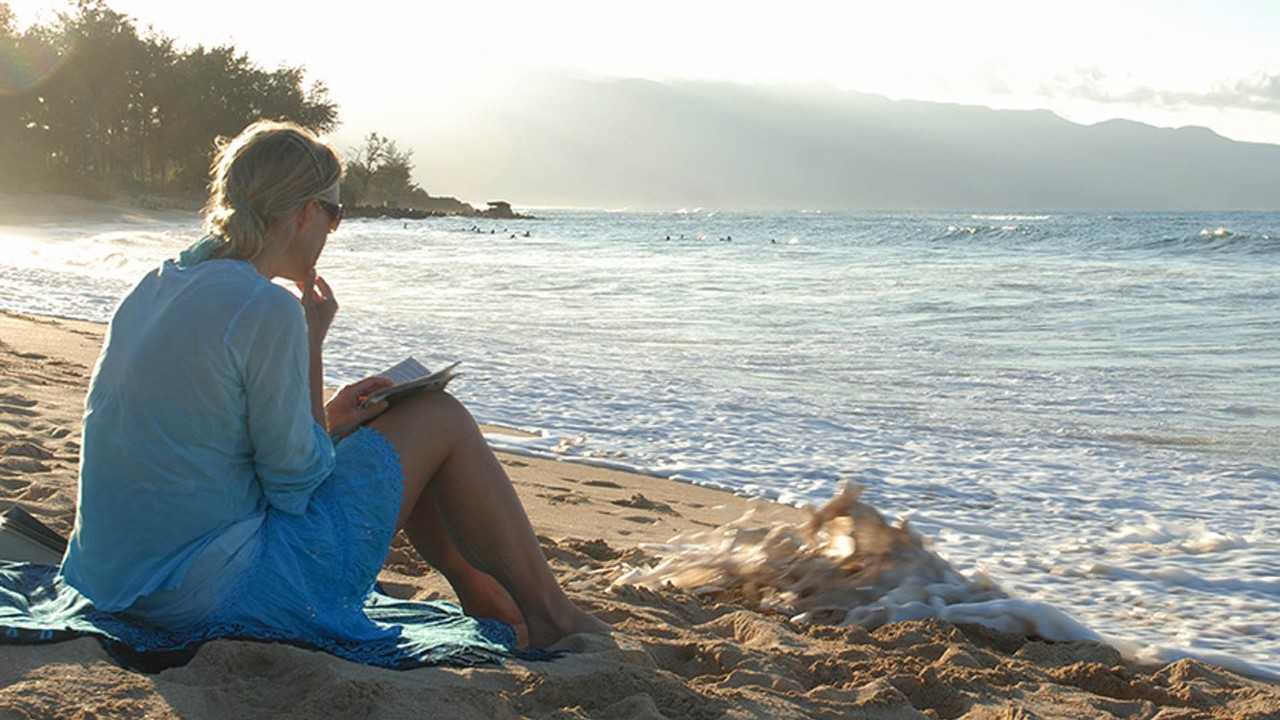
[451, 565, 609, 649]
[451, 569, 525, 633]
[525, 604, 612, 649]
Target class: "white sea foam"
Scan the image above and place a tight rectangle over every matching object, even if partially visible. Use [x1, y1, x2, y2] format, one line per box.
[615, 482, 1104, 644]
[1, 225, 188, 281]
[971, 214, 1051, 221]
[1106, 516, 1256, 554]
[1200, 227, 1234, 238]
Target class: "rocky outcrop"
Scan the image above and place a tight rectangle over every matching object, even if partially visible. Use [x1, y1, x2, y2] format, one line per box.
[345, 198, 535, 220]
[481, 201, 533, 219]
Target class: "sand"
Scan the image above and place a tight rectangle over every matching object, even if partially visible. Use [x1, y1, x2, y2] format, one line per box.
[3, 311, 1278, 719]
[0, 189, 1277, 718]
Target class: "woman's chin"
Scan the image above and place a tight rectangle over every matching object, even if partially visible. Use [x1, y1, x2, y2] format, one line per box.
[278, 263, 312, 283]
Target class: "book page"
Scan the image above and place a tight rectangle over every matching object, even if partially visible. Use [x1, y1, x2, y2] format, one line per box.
[362, 359, 461, 408]
[377, 357, 431, 385]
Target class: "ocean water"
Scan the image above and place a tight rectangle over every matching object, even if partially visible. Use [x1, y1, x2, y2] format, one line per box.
[1, 208, 1277, 677]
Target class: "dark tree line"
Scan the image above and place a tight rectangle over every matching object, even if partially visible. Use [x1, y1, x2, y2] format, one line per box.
[342, 132, 433, 208]
[338, 132, 486, 215]
[0, 0, 338, 198]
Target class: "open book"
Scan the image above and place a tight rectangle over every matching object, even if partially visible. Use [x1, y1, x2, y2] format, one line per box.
[360, 358, 461, 409]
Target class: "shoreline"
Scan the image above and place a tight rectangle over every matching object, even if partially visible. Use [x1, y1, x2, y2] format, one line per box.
[1, 308, 1277, 718]
[0, 191, 198, 228]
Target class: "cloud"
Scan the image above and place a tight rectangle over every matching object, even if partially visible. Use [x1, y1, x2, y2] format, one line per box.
[1042, 67, 1280, 113]
[1207, 73, 1280, 111]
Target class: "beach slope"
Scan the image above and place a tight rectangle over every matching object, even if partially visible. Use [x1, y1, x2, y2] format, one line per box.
[1, 310, 1277, 719]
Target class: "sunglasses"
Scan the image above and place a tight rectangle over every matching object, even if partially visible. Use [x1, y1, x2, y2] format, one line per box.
[318, 199, 343, 231]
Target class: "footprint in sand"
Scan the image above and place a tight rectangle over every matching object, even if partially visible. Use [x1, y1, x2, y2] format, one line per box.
[559, 538, 621, 561]
[1, 441, 55, 460]
[610, 493, 680, 516]
[540, 490, 590, 505]
[0, 456, 50, 473]
[41, 362, 86, 382]
[0, 392, 38, 415]
[20, 484, 58, 503]
[583, 479, 623, 489]
[501, 459, 529, 468]
[1, 477, 32, 492]
[621, 515, 659, 525]
[0, 393, 38, 408]
[1, 439, 55, 476]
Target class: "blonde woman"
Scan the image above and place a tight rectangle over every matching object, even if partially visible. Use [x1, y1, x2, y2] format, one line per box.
[60, 120, 608, 650]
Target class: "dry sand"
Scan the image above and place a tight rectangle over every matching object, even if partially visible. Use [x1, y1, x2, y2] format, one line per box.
[2, 308, 1279, 717]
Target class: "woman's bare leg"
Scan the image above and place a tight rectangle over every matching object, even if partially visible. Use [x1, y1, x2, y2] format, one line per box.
[402, 485, 526, 637]
[369, 391, 610, 648]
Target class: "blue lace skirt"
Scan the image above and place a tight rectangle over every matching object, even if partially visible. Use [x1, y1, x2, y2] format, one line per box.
[2, 427, 525, 671]
[205, 426, 405, 643]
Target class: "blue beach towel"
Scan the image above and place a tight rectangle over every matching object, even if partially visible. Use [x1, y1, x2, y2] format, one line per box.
[0, 561, 531, 673]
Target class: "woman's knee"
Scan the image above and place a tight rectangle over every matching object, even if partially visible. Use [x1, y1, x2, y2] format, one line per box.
[369, 391, 475, 450]
[389, 389, 469, 425]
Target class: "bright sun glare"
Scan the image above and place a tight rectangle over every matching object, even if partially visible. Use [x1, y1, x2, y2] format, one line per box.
[5, 0, 1280, 146]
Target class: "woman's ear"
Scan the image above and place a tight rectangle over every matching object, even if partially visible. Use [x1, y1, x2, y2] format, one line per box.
[293, 199, 315, 231]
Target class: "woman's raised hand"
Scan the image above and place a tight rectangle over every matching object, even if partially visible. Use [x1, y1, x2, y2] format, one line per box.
[325, 376, 396, 440]
[299, 269, 339, 346]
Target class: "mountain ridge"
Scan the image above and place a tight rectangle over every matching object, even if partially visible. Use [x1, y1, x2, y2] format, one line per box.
[397, 77, 1280, 211]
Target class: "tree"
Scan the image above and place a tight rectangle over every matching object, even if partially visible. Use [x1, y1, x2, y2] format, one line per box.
[0, 3, 18, 184]
[35, 0, 153, 194]
[0, 0, 340, 197]
[341, 132, 422, 207]
[0, 3, 72, 190]
[156, 44, 337, 194]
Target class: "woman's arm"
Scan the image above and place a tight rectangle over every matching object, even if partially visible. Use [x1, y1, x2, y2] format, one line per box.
[236, 283, 335, 514]
[297, 270, 395, 439]
[299, 270, 338, 428]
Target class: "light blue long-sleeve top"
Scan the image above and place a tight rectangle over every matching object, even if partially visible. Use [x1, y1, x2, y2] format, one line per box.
[60, 254, 335, 618]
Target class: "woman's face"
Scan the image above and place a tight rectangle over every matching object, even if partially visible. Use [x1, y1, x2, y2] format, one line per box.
[276, 198, 338, 281]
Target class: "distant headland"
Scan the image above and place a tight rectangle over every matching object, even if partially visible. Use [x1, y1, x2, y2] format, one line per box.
[344, 199, 534, 221]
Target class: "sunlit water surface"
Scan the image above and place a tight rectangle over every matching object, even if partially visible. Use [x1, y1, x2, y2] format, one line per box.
[2, 209, 1276, 677]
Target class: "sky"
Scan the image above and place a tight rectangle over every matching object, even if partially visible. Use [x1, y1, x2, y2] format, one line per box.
[7, 0, 1280, 154]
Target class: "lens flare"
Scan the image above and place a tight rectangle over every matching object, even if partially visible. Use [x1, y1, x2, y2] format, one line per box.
[0, 37, 66, 96]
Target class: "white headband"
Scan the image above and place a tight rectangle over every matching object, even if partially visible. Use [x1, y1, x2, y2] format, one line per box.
[319, 180, 340, 205]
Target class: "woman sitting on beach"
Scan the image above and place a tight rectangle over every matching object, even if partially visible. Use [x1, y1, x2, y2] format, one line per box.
[59, 120, 608, 649]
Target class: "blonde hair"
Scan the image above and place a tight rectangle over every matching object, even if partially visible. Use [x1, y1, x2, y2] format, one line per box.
[201, 119, 342, 261]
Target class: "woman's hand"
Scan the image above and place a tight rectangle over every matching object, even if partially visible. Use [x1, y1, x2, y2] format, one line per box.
[299, 269, 338, 346]
[326, 376, 396, 440]
[298, 270, 340, 426]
